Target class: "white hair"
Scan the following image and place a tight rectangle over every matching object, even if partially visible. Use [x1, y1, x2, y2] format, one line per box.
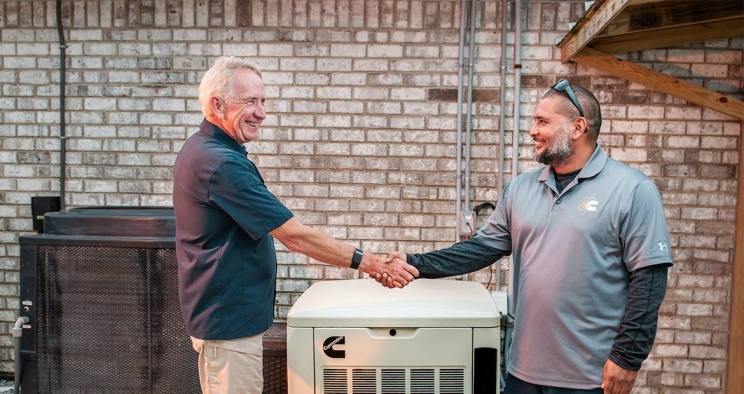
[198, 56, 262, 118]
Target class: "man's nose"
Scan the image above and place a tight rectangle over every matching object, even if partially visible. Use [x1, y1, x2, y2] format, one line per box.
[255, 102, 267, 119]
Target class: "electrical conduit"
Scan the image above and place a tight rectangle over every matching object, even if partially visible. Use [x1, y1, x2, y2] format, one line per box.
[463, 0, 478, 220]
[498, 0, 508, 198]
[511, 0, 522, 180]
[504, 0, 523, 388]
[57, 0, 67, 211]
[455, 0, 468, 244]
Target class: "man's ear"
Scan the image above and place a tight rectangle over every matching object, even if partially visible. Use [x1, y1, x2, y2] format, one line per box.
[572, 117, 588, 139]
[210, 96, 225, 118]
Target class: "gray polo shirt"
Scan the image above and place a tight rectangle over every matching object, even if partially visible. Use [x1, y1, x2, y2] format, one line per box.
[477, 144, 672, 388]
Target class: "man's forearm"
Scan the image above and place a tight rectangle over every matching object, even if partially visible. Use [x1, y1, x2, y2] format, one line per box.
[406, 237, 508, 278]
[609, 264, 669, 370]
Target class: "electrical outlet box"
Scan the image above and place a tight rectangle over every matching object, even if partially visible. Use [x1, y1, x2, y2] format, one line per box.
[459, 211, 477, 237]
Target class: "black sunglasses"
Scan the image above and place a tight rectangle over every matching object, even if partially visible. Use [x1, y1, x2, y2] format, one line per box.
[552, 79, 584, 118]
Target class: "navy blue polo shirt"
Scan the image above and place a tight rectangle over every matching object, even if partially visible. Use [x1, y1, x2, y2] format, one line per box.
[173, 119, 293, 340]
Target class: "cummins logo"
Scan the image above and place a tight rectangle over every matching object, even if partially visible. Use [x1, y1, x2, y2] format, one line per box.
[323, 336, 345, 358]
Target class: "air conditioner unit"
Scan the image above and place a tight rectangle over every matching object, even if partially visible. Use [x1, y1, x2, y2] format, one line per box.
[18, 207, 200, 393]
[286, 279, 500, 394]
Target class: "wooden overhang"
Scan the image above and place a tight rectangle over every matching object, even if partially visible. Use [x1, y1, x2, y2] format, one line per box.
[556, 1, 744, 393]
[559, 0, 744, 121]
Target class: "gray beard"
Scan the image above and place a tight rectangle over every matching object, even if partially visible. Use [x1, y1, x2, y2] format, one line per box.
[534, 124, 573, 166]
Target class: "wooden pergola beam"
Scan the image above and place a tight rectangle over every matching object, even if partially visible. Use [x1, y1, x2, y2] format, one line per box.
[559, 0, 744, 62]
[557, 0, 631, 63]
[571, 47, 744, 122]
[591, 17, 744, 55]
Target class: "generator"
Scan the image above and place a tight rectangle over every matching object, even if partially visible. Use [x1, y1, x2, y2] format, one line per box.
[286, 279, 501, 394]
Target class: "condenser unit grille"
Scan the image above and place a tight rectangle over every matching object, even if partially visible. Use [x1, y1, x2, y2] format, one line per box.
[322, 367, 465, 394]
[34, 244, 199, 394]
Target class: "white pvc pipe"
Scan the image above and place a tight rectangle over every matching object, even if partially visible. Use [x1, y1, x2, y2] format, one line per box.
[13, 316, 29, 394]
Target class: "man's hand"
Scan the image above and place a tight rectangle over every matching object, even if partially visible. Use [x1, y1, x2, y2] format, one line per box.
[601, 359, 638, 394]
[360, 253, 418, 289]
[372, 251, 412, 288]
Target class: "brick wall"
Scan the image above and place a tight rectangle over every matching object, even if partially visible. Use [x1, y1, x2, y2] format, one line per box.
[0, 1, 741, 392]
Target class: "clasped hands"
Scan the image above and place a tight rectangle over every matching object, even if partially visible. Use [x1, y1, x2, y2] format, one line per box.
[363, 251, 415, 289]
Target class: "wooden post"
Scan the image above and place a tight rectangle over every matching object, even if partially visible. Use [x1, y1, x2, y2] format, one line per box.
[726, 137, 744, 394]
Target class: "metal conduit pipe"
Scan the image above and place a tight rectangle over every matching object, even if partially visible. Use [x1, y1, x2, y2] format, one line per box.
[505, 0, 523, 387]
[463, 0, 478, 218]
[498, 0, 508, 198]
[455, 0, 468, 244]
[57, 0, 67, 211]
[494, 9, 510, 384]
[509, 1, 524, 279]
[508, 0, 524, 319]
[511, 0, 522, 179]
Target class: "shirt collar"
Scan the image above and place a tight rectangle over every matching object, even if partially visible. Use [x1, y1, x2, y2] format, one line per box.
[199, 119, 247, 155]
[577, 143, 607, 180]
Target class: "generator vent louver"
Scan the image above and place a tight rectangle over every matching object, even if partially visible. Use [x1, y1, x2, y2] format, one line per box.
[439, 369, 465, 393]
[322, 367, 465, 394]
[381, 369, 406, 393]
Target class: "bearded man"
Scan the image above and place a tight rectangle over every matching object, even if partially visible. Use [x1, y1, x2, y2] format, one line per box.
[383, 80, 672, 394]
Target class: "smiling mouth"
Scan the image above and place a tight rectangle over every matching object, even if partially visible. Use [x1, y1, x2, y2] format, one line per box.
[246, 121, 259, 127]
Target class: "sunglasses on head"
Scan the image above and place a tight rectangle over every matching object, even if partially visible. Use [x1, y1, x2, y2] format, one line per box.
[552, 79, 584, 118]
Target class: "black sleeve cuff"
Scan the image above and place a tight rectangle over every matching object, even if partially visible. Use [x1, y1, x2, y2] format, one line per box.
[608, 350, 642, 371]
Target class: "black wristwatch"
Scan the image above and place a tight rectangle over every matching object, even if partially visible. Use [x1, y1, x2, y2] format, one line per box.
[350, 248, 363, 269]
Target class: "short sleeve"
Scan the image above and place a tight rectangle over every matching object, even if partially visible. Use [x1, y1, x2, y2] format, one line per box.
[621, 179, 673, 271]
[209, 159, 294, 240]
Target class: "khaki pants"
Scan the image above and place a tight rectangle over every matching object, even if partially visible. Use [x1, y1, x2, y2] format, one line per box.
[191, 334, 264, 394]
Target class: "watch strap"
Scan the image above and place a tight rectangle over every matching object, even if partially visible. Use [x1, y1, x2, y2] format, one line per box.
[350, 248, 363, 269]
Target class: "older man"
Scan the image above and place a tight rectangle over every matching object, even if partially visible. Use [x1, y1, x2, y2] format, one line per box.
[385, 80, 672, 394]
[173, 56, 419, 394]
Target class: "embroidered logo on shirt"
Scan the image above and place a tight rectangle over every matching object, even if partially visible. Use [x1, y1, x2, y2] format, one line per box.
[578, 197, 599, 215]
[658, 241, 669, 252]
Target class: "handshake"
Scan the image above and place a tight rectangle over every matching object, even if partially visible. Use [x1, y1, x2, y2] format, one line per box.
[361, 251, 419, 289]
